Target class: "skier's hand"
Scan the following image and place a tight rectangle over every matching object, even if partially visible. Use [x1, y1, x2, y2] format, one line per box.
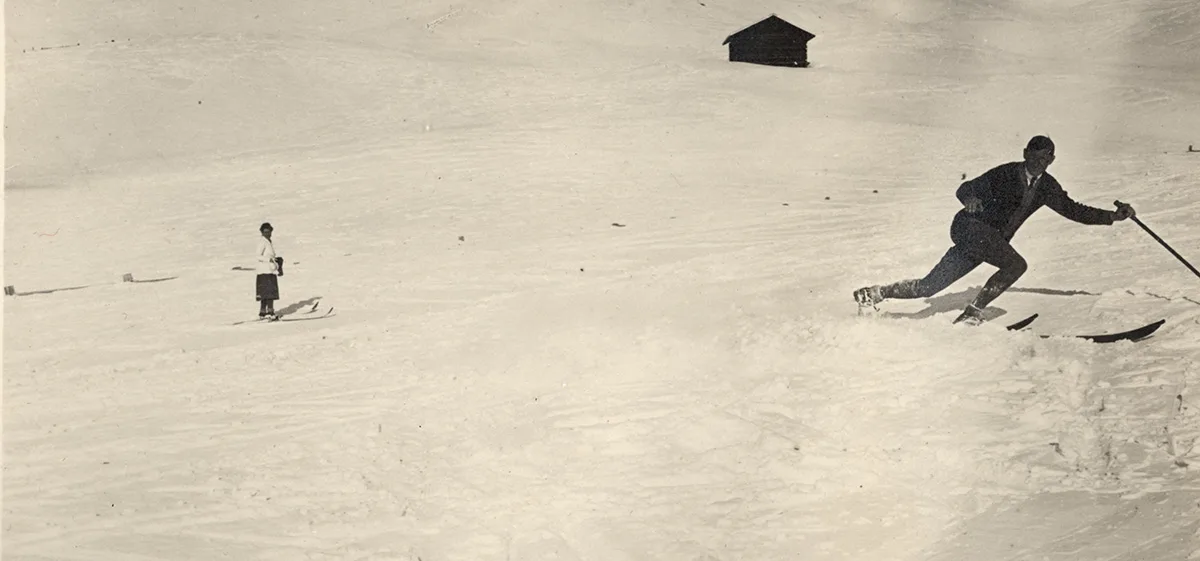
[962, 197, 984, 213]
[1112, 201, 1136, 221]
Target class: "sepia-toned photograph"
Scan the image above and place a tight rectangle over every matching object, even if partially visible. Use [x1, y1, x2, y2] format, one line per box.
[4, 1, 1198, 559]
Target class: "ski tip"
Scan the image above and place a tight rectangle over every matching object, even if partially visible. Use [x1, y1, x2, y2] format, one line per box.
[1141, 318, 1167, 336]
[1125, 319, 1166, 342]
[1078, 318, 1167, 343]
[1005, 313, 1040, 331]
[1135, 318, 1167, 333]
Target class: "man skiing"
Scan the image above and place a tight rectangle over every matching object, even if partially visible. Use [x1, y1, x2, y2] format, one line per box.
[853, 135, 1137, 325]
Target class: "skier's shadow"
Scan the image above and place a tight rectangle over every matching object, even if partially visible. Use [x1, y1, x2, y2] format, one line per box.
[277, 296, 322, 317]
[883, 287, 1098, 321]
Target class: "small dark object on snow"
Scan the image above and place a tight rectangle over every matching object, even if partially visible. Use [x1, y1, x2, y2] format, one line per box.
[612, 223, 626, 227]
[824, 196, 830, 200]
[458, 235, 465, 241]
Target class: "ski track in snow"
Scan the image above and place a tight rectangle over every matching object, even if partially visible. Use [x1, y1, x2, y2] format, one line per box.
[5, 0, 1200, 560]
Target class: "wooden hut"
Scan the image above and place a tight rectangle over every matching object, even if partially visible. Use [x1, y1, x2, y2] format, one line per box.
[723, 15, 815, 68]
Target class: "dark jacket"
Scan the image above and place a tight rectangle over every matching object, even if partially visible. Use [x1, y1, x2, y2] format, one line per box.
[956, 162, 1114, 239]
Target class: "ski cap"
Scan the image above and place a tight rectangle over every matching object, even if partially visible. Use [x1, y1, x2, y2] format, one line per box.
[1025, 135, 1055, 152]
[260, 222, 273, 232]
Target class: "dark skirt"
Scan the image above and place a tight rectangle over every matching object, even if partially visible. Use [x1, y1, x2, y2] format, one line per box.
[256, 274, 279, 301]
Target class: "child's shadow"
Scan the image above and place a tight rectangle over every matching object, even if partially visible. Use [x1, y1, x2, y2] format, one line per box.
[882, 287, 1097, 321]
[278, 296, 322, 317]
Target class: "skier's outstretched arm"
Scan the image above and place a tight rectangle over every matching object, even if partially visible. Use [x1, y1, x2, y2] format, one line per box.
[1044, 184, 1133, 225]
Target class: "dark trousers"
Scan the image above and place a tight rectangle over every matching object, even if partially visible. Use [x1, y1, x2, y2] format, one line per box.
[880, 213, 1028, 309]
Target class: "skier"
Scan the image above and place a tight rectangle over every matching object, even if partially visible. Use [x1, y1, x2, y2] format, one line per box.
[256, 222, 283, 320]
[853, 136, 1137, 325]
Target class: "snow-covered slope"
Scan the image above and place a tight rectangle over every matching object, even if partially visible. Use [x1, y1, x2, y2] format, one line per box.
[5, 1, 1199, 560]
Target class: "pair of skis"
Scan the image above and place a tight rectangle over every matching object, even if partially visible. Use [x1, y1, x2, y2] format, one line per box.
[1004, 313, 1165, 343]
[232, 302, 335, 326]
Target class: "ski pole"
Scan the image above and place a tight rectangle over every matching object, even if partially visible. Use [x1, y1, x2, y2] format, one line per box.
[1115, 200, 1200, 280]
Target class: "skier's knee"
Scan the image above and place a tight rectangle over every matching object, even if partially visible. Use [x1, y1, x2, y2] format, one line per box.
[1008, 255, 1028, 279]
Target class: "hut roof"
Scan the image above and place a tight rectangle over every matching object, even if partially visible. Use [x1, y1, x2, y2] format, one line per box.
[723, 15, 815, 45]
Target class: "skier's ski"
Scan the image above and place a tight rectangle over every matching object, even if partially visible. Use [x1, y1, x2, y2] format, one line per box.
[232, 306, 335, 325]
[1045, 319, 1166, 343]
[279, 307, 335, 322]
[1005, 313, 1039, 331]
[1075, 321, 1163, 342]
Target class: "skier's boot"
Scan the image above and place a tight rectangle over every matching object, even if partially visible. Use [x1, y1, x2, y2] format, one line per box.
[952, 304, 985, 326]
[853, 285, 884, 315]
